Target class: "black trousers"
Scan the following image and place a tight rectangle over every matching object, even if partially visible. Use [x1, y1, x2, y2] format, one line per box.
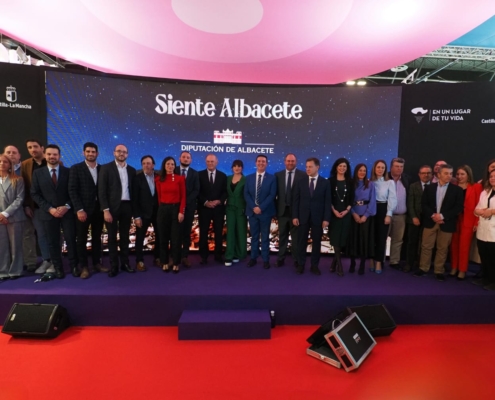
[373, 203, 389, 263]
[106, 201, 132, 268]
[43, 213, 77, 271]
[75, 206, 103, 267]
[297, 220, 322, 267]
[406, 223, 423, 268]
[198, 206, 225, 259]
[278, 206, 299, 262]
[477, 239, 495, 283]
[158, 203, 182, 265]
[135, 208, 160, 262]
[180, 204, 196, 259]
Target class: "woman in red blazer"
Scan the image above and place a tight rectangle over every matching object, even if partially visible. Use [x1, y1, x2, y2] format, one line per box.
[450, 165, 483, 280]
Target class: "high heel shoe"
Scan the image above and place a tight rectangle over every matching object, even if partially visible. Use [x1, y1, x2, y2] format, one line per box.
[162, 264, 170, 273]
[349, 259, 356, 273]
[369, 260, 375, 272]
[375, 261, 382, 275]
[173, 265, 180, 274]
[457, 271, 466, 281]
[450, 268, 458, 278]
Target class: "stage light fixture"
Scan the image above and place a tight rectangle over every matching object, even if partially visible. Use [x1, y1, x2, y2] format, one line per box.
[357, 80, 367, 86]
[346, 81, 356, 85]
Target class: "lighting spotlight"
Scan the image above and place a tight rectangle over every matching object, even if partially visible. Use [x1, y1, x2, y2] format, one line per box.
[357, 81, 367, 86]
[346, 81, 356, 86]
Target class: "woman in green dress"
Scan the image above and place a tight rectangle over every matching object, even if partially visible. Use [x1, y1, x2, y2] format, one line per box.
[225, 160, 247, 266]
[328, 158, 354, 276]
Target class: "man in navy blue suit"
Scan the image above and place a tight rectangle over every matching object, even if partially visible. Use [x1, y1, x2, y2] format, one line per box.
[292, 157, 331, 275]
[244, 155, 277, 269]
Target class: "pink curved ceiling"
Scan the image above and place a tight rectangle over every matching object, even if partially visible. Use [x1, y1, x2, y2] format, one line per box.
[1, 0, 494, 84]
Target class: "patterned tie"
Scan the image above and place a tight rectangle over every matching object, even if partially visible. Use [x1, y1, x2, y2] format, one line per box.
[256, 174, 262, 205]
[210, 172, 214, 185]
[285, 171, 292, 206]
[309, 178, 315, 197]
[182, 169, 186, 178]
[51, 168, 57, 185]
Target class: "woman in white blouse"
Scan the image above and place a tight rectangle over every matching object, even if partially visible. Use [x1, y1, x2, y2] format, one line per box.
[473, 169, 495, 291]
[370, 160, 397, 274]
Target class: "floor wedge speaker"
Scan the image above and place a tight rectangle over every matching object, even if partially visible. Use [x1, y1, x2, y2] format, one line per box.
[2, 303, 70, 338]
[346, 304, 396, 337]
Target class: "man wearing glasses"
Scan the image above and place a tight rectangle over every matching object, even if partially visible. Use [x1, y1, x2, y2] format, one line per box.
[98, 144, 137, 277]
[404, 165, 432, 272]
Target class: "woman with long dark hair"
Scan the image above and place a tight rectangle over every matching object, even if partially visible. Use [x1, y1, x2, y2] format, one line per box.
[328, 158, 354, 276]
[370, 159, 397, 274]
[155, 156, 186, 273]
[450, 165, 482, 280]
[348, 163, 376, 275]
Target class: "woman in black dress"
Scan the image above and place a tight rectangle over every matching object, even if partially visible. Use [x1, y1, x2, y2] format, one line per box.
[328, 158, 354, 276]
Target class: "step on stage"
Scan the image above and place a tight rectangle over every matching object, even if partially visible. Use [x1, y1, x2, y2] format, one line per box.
[0, 255, 493, 326]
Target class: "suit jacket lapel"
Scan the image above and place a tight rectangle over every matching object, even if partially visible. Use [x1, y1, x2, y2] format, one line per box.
[1, 176, 12, 193]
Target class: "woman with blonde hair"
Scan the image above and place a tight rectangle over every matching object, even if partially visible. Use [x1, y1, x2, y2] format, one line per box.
[0, 154, 26, 280]
[450, 165, 482, 280]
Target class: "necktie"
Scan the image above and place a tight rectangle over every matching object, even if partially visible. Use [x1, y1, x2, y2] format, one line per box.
[51, 168, 57, 185]
[210, 172, 214, 185]
[182, 169, 186, 177]
[256, 174, 262, 205]
[309, 178, 315, 197]
[285, 171, 292, 206]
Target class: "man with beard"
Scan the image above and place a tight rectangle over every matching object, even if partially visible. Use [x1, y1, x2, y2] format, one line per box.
[98, 144, 136, 277]
[174, 151, 199, 267]
[68, 142, 108, 279]
[31, 144, 77, 279]
[21, 139, 52, 273]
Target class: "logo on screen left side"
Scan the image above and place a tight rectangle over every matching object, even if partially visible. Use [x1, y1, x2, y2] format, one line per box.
[0, 86, 32, 109]
[6, 86, 17, 102]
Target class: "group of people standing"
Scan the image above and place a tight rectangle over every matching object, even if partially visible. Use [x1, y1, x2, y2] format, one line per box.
[1, 141, 495, 291]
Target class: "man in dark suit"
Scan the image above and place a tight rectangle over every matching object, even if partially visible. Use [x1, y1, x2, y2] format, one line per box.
[197, 154, 227, 264]
[404, 165, 432, 272]
[68, 142, 107, 279]
[292, 157, 331, 275]
[275, 153, 305, 267]
[31, 144, 77, 279]
[132, 155, 160, 271]
[414, 164, 463, 281]
[98, 144, 137, 277]
[244, 155, 277, 269]
[174, 151, 200, 267]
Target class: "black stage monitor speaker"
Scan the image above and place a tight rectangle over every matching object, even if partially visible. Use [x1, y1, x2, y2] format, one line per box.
[2, 303, 70, 338]
[346, 304, 396, 337]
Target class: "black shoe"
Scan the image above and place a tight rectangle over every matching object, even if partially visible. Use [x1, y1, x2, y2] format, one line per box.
[276, 259, 284, 267]
[71, 266, 81, 278]
[349, 260, 356, 273]
[472, 278, 490, 287]
[403, 265, 411, 273]
[358, 265, 365, 275]
[214, 256, 224, 263]
[296, 264, 304, 275]
[200, 258, 208, 265]
[389, 263, 401, 271]
[54, 268, 65, 279]
[435, 274, 445, 282]
[108, 267, 119, 277]
[26, 265, 37, 273]
[247, 259, 257, 268]
[0, 276, 9, 281]
[413, 270, 426, 277]
[330, 258, 336, 273]
[121, 264, 136, 273]
[310, 265, 321, 276]
[483, 283, 495, 291]
[263, 262, 271, 269]
[9, 275, 20, 280]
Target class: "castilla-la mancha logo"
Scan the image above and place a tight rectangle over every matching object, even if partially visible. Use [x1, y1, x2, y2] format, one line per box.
[411, 107, 428, 123]
[213, 129, 242, 144]
[6, 86, 17, 102]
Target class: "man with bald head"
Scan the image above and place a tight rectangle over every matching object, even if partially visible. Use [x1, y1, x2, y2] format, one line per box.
[197, 154, 227, 264]
[98, 144, 137, 277]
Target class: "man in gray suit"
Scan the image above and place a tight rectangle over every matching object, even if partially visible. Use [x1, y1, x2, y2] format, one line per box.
[0, 154, 26, 280]
[275, 153, 305, 267]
